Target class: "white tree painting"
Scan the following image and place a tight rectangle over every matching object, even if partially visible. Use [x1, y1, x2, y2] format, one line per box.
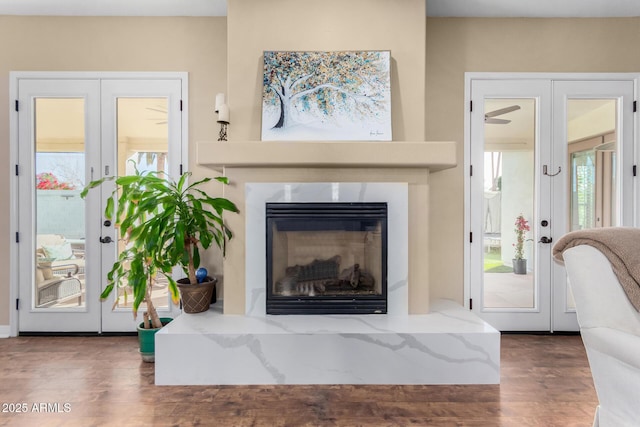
[261, 51, 392, 141]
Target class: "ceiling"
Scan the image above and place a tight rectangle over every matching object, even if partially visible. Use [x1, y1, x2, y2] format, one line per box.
[1, 0, 639, 17]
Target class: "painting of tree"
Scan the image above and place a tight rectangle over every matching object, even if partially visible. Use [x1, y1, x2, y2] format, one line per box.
[261, 51, 391, 141]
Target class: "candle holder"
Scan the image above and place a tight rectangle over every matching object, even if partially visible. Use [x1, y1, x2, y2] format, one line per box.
[218, 122, 228, 141]
[216, 100, 230, 141]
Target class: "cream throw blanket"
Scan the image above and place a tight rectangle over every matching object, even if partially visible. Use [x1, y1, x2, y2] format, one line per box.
[553, 227, 640, 311]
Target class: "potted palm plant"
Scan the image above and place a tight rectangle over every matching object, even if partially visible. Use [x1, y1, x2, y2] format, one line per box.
[81, 163, 238, 360]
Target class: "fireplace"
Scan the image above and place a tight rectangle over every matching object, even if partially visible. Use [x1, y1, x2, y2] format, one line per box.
[266, 202, 387, 314]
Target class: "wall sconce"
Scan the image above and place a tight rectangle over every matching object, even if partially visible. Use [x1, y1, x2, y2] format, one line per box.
[215, 93, 229, 141]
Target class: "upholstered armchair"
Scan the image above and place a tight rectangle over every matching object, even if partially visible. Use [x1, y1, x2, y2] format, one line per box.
[561, 244, 640, 427]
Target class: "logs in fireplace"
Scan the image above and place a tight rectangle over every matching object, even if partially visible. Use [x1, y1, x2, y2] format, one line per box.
[266, 202, 387, 314]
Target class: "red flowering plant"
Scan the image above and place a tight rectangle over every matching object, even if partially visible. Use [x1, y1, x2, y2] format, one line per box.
[513, 214, 531, 260]
[36, 172, 76, 190]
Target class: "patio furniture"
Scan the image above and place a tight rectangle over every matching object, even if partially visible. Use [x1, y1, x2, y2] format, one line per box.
[35, 234, 85, 307]
[35, 260, 83, 307]
[36, 234, 85, 275]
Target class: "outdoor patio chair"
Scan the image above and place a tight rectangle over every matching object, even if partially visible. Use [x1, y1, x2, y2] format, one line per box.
[35, 260, 83, 307]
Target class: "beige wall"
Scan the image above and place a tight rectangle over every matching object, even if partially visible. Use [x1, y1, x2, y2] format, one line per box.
[3, 13, 640, 326]
[227, 0, 426, 142]
[426, 18, 640, 302]
[0, 16, 227, 326]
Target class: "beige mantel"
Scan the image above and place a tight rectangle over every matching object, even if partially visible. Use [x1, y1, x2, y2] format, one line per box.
[196, 141, 457, 172]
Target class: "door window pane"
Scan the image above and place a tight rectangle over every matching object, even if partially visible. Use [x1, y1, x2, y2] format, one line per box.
[114, 98, 170, 310]
[566, 99, 617, 309]
[568, 100, 617, 230]
[482, 99, 536, 309]
[34, 98, 86, 309]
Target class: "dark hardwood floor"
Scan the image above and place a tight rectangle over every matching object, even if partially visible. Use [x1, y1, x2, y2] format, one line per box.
[0, 334, 597, 426]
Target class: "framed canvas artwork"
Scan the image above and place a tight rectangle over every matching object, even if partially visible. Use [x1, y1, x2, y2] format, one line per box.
[261, 50, 392, 141]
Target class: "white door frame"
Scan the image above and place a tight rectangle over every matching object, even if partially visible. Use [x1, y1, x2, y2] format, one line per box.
[9, 71, 189, 336]
[464, 72, 639, 331]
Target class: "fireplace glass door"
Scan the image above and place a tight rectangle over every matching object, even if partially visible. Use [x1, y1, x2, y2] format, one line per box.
[266, 203, 387, 314]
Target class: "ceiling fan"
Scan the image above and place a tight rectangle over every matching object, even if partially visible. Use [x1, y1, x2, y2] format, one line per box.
[146, 105, 167, 125]
[485, 105, 521, 124]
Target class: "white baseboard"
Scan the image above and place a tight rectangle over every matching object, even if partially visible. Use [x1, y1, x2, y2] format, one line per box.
[0, 325, 10, 338]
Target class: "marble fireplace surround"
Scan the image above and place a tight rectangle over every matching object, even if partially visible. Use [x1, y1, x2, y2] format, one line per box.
[154, 140, 500, 386]
[245, 182, 408, 316]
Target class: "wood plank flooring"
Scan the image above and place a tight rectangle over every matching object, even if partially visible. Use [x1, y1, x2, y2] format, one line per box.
[0, 334, 597, 426]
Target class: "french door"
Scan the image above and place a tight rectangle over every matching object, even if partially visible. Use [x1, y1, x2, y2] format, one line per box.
[14, 73, 186, 333]
[467, 75, 635, 331]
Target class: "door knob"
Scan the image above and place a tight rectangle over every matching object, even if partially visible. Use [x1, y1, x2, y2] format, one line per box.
[100, 236, 113, 243]
[539, 236, 553, 244]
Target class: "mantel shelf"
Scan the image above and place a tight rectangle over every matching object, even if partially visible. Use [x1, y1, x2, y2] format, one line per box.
[196, 140, 457, 172]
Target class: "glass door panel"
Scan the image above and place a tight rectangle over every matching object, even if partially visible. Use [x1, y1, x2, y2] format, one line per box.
[552, 80, 634, 331]
[482, 99, 536, 310]
[18, 79, 102, 333]
[100, 79, 183, 332]
[34, 98, 86, 310]
[469, 79, 551, 332]
[114, 98, 170, 311]
[564, 99, 619, 312]
[567, 99, 617, 231]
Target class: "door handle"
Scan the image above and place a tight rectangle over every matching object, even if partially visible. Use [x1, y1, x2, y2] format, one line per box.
[539, 236, 553, 244]
[543, 165, 562, 177]
[100, 236, 113, 244]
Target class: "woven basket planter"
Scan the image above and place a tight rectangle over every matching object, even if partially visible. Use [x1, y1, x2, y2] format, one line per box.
[177, 276, 217, 313]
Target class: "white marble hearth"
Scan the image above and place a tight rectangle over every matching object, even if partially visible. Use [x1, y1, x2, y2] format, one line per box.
[171, 139, 500, 385]
[155, 299, 499, 385]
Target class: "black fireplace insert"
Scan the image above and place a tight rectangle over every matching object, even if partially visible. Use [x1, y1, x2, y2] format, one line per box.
[266, 202, 387, 314]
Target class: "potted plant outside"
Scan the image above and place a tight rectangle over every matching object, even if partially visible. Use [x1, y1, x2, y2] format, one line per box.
[512, 214, 530, 275]
[81, 164, 238, 359]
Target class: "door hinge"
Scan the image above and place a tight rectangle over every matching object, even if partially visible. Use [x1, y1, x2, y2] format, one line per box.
[15, 164, 19, 176]
[634, 165, 637, 177]
[179, 164, 183, 175]
[470, 100, 473, 112]
[469, 298, 473, 310]
[470, 165, 473, 176]
[15, 100, 19, 112]
[180, 100, 183, 111]
[15, 232, 19, 243]
[470, 232, 473, 243]
[16, 298, 20, 311]
[634, 100, 637, 113]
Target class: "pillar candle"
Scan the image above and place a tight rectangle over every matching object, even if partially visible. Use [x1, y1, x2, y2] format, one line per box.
[215, 93, 225, 112]
[217, 104, 230, 123]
